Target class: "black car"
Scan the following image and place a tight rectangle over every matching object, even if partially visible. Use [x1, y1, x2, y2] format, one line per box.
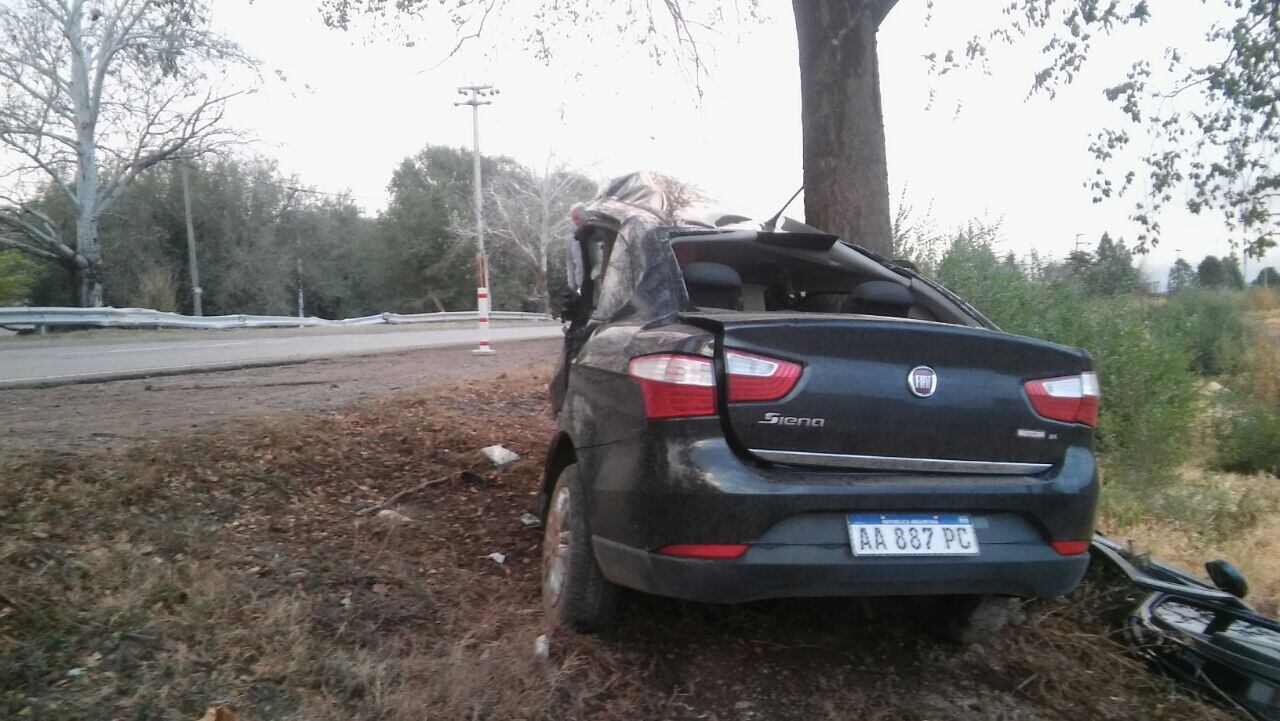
[541, 173, 1100, 639]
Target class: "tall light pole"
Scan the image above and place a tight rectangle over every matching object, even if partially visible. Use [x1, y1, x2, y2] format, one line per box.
[456, 84, 499, 355]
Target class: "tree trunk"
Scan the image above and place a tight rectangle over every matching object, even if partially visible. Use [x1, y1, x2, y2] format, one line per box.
[534, 265, 549, 314]
[75, 214, 104, 307]
[68, 1, 105, 307]
[793, 0, 893, 255]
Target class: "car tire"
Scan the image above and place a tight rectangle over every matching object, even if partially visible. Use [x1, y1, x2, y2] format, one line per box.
[944, 595, 1016, 644]
[541, 464, 618, 631]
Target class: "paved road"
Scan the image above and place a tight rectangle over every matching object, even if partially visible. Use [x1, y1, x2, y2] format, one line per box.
[0, 323, 563, 387]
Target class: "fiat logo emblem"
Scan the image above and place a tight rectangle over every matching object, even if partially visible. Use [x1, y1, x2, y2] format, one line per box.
[908, 366, 937, 398]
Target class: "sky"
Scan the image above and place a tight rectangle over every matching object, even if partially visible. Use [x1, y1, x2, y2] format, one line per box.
[208, 0, 1271, 286]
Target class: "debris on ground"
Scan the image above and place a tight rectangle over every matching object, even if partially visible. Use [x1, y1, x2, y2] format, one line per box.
[486, 552, 507, 565]
[481, 444, 520, 467]
[1094, 533, 1280, 720]
[519, 512, 541, 527]
[376, 509, 414, 525]
[534, 634, 550, 659]
[356, 474, 449, 515]
[197, 706, 239, 721]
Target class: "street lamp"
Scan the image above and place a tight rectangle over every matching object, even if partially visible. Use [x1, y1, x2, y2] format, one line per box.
[455, 84, 499, 355]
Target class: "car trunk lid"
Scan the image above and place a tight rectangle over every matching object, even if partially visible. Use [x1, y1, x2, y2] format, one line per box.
[685, 313, 1092, 473]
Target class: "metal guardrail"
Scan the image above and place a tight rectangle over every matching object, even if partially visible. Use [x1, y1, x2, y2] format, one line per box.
[0, 307, 554, 331]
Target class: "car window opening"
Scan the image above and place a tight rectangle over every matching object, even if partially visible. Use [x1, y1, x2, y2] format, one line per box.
[670, 234, 966, 325]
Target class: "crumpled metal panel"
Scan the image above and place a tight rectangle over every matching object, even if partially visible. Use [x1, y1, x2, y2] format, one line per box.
[575, 172, 705, 325]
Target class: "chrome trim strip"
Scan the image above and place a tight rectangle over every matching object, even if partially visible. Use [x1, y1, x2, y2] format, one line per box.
[748, 449, 1052, 475]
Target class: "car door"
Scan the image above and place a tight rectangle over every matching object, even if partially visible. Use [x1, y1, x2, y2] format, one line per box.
[550, 226, 611, 414]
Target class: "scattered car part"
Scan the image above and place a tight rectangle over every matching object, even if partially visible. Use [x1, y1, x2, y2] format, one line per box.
[1092, 533, 1280, 720]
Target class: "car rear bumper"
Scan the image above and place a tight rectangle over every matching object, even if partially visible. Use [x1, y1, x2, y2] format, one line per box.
[574, 423, 1098, 602]
[593, 535, 1089, 603]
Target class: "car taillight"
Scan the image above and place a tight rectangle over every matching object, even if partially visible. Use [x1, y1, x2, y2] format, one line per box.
[657, 543, 749, 559]
[725, 350, 802, 402]
[1050, 540, 1090, 555]
[1024, 372, 1100, 427]
[629, 354, 716, 419]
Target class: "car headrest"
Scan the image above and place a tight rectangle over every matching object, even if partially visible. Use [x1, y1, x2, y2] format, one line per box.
[841, 280, 913, 317]
[853, 280, 913, 305]
[683, 262, 743, 311]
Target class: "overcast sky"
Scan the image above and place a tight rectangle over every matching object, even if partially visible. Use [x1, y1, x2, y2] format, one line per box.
[213, 0, 1270, 284]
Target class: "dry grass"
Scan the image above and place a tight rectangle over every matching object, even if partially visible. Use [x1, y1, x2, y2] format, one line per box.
[0, 369, 1235, 720]
[1101, 465, 1280, 613]
[1101, 324, 1280, 613]
[135, 266, 180, 312]
[1246, 287, 1280, 313]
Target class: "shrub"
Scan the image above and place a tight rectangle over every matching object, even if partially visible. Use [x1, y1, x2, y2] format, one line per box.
[935, 228, 1199, 491]
[1214, 400, 1280, 476]
[135, 266, 180, 312]
[1151, 290, 1252, 376]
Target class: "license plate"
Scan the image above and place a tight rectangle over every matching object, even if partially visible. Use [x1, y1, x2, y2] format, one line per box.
[848, 513, 980, 557]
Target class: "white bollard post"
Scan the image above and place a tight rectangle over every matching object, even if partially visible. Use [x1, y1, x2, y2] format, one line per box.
[473, 281, 495, 355]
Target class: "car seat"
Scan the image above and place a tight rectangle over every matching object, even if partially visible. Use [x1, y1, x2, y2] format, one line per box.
[841, 280, 913, 318]
[683, 262, 743, 310]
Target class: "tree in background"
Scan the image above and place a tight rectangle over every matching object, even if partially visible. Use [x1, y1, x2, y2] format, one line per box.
[1223, 253, 1248, 291]
[485, 161, 595, 313]
[21, 155, 375, 316]
[1065, 249, 1095, 280]
[1197, 256, 1229, 290]
[0, 250, 43, 305]
[0, 0, 254, 307]
[1254, 267, 1279, 288]
[96, 157, 298, 315]
[937, 2, 1280, 260]
[365, 146, 516, 313]
[1086, 233, 1141, 296]
[1167, 258, 1197, 293]
[1, 141, 597, 316]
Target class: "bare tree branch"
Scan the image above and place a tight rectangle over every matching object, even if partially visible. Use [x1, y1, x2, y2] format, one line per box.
[0, 0, 256, 305]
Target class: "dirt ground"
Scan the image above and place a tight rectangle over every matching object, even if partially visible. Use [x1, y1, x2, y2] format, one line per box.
[0, 337, 561, 453]
[0, 367, 1230, 721]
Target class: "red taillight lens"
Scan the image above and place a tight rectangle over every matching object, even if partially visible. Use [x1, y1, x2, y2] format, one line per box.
[629, 354, 716, 419]
[725, 350, 802, 402]
[1050, 540, 1090, 555]
[656, 543, 750, 559]
[1024, 372, 1100, 427]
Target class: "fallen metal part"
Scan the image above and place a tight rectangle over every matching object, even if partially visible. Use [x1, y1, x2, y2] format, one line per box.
[1092, 533, 1280, 720]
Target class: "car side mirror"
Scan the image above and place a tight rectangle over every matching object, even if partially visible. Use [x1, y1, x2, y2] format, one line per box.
[1206, 559, 1249, 598]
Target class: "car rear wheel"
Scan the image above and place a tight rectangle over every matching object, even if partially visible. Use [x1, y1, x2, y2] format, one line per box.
[542, 464, 618, 631]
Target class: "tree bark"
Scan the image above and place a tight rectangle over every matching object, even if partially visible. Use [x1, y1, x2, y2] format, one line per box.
[75, 215, 104, 307]
[793, 0, 894, 255]
[67, 1, 105, 307]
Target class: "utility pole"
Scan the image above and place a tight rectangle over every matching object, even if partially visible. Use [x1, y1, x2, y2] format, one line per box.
[456, 84, 499, 355]
[180, 163, 203, 316]
[1074, 233, 1085, 253]
[296, 231, 305, 319]
[281, 186, 311, 319]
